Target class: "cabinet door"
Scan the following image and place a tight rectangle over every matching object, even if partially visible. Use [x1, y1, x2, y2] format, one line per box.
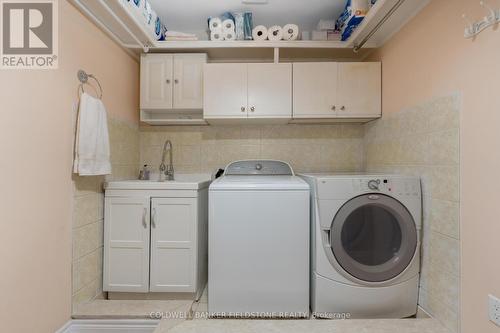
[103, 197, 150, 292]
[173, 54, 206, 109]
[337, 62, 381, 117]
[247, 63, 292, 119]
[203, 63, 248, 119]
[140, 54, 173, 109]
[293, 62, 338, 118]
[150, 197, 197, 292]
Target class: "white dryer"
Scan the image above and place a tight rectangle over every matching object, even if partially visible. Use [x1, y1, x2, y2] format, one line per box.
[209, 160, 310, 317]
[300, 174, 421, 319]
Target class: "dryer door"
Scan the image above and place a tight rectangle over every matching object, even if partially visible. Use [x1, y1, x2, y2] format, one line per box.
[329, 194, 417, 283]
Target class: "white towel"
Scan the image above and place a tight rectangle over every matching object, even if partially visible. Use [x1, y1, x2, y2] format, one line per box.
[73, 93, 111, 176]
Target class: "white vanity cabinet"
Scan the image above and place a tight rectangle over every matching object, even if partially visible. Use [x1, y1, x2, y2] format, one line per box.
[203, 63, 292, 123]
[292, 62, 381, 121]
[103, 178, 209, 299]
[104, 196, 151, 292]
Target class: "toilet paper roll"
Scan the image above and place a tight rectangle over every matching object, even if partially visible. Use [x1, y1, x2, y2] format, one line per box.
[252, 25, 268, 41]
[222, 19, 235, 32]
[223, 30, 236, 41]
[208, 17, 222, 31]
[210, 30, 224, 41]
[282, 24, 299, 41]
[267, 25, 283, 41]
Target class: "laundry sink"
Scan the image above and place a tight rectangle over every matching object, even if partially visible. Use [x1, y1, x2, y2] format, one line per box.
[104, 173, 212, 190]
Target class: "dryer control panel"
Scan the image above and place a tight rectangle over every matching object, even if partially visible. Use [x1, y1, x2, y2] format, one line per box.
[353, 177, 420, 197]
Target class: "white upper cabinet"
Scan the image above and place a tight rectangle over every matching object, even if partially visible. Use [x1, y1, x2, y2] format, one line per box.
[103, 196, 150, 293]
[292, 62, 381, 120]
[203, 63, 248, 119]
[149, 197, 197, 293]
[293, 63, 338, 118]
[141, 53, 206, 110]
[337, 62, 381, 118]
[173, 54, 205, 109]
[140, 54, 173, 110]
[248, 63, 292, 119]
[204, 63, 292, 123]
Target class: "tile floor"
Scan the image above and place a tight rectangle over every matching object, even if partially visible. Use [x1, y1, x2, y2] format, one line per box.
[73, 288, 450, 333]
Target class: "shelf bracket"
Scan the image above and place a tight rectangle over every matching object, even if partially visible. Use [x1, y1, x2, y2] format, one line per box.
[273, 47, 280, 64]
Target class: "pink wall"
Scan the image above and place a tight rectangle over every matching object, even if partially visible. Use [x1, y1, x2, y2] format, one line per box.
[0, 2, 139, 332]
[369, 0, 500, 332]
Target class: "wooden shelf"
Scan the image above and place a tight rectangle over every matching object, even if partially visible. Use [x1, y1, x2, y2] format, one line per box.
[70, 0, 429, 56]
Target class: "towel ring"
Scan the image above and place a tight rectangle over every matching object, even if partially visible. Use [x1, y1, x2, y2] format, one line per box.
[77, 69, 103, 99]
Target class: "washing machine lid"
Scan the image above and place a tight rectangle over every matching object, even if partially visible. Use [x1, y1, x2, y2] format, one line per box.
[328, 193, 418, 283]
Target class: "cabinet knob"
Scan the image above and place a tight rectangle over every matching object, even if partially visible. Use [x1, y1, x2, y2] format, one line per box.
[174, 79, 179, 84]
[250, 106, 255, 112]
[331, 105, 336, 111]
[166, 79, 170, 84]
[340, 106, 346, 111]
[241, 106, 246, 112]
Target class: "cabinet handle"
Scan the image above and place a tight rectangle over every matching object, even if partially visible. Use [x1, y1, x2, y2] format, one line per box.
[166, 79, 171, 84]
[174, 79, 179, 84]
[241, 106, 246, 112]
[340, 106, 346, 111]
[250, 106, 255, 112]
[151, 208, 157, 228]
[142, 208, 147, 228]
[331, 105, 336, 111]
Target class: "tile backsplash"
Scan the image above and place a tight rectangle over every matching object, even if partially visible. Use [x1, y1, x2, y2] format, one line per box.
[364, 94, 461, 332]
[139, 124, 365, 175]
[72, 117, 139, 310]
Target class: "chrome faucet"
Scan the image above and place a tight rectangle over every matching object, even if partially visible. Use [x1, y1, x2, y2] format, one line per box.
[159, 140, 174, 181]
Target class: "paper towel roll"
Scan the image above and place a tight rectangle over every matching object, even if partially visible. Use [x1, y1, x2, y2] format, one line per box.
[210, 30, 224, 41]
[223, 30, 236, 41]
[209, 17, 222, 31]
[267, 25, 283, 41]
[252, 25, 268, 41]
[282, 24, 299, 41]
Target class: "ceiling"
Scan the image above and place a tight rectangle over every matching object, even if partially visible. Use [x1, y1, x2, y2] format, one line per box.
[148, 0, 346, 36]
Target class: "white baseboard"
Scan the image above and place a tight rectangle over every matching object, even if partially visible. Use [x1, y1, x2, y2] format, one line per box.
[55, 319, 160, 333]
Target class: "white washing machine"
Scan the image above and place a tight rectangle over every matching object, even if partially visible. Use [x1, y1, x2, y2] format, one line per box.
[300, 174, 421, 319]
[209, 160, 310, 317]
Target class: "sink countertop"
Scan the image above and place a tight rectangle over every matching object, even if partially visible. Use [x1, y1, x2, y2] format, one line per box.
[105, 174, 212, 190]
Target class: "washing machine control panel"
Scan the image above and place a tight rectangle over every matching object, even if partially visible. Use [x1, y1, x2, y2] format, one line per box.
[225, 160, 294, 175]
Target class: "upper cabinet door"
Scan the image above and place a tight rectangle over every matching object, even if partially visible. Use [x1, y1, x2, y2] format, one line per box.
[140, 54, 173, 109]
[247, 63, 292, 119]
[337, 62, 381, 117]
[150, 197, 197, 293]
[203, 63, 248, 119]
[103, 196, 150, 293]
[293, 62, 338, 118]
[173, 54, 206, 109]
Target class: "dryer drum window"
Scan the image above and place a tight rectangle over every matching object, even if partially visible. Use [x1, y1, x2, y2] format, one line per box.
[329, 194, 418, 283]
